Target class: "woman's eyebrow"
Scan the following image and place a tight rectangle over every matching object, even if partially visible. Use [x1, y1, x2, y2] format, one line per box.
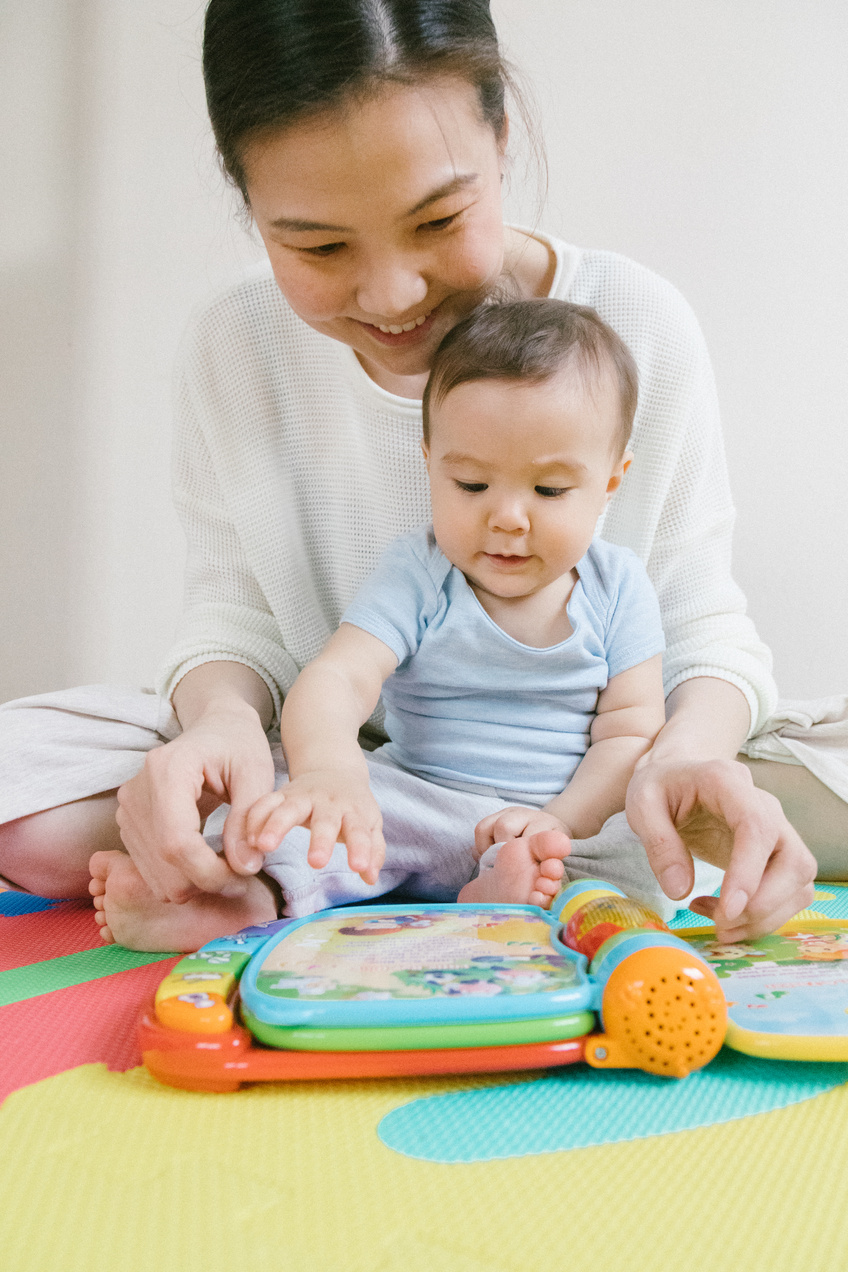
[268, 174, 480, 233]
[406, 172, 479, 216]
[268, 214, 348, 232]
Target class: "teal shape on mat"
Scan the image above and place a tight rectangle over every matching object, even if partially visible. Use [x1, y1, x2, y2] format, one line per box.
[378, 1049, 848, 1163]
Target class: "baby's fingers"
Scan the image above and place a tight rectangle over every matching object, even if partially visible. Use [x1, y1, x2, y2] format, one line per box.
[342, 817, 385, 886]
[473, 812, 503, 858]
[306, 813, 345, 871]
[474, 807, 533, 857]
[245, 791, 309, 853]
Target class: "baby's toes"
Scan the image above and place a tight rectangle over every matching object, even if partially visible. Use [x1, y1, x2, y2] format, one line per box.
[538, 857, 566, 880]
[535, 873, 562, 897]
[528, 887, 554, 910]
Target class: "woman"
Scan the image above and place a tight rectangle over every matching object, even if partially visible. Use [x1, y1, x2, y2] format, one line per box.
[0, 0, 839, 948]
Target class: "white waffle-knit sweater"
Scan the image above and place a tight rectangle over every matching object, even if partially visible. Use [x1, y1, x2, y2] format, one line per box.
[157, 232, 777, 735]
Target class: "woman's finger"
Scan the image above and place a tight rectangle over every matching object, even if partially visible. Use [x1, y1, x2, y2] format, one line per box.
[626, 777, 695, 900]
[117, 772, 244, 903]
[714, 832, 817, 940]
[692, 782, 807, 925]
[220, 750, 277, 869]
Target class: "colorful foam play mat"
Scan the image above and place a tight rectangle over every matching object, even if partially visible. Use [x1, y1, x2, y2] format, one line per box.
[3, 882, 848, 1271]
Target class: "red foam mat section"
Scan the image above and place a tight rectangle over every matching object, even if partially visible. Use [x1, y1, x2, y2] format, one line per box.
[0, 901, 102, 972]
[0, 956, 179, 1105]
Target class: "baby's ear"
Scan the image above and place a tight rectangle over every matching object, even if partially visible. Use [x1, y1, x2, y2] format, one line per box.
[605, 448, 633, 499]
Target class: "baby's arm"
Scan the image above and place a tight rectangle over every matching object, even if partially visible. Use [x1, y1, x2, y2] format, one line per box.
[244, 624, 398, 884]
[472, 654, 665, 858]
[542, 653, 666, 839]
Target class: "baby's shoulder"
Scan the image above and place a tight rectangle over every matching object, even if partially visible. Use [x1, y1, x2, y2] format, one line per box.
[578, 539, 652, 607]
[377, 527, 454, 598]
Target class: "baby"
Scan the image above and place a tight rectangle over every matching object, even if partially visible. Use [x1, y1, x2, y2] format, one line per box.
[245, 298, 667, 912]
[92, 298, 668, 951]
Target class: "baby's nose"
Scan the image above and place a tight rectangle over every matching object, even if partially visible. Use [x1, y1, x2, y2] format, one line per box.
[489, 499, 530, 532]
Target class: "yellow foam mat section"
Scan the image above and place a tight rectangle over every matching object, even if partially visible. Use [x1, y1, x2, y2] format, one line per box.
[2, 1064, 848, 1272]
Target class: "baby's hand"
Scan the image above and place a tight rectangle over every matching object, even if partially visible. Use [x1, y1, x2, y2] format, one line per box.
[473, 806, 572, 862]
[243, 769, 385, 886]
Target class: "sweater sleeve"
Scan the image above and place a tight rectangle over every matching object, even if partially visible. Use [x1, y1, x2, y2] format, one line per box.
[155, 339, 301, 725]
[580, 253, 778, 735]
[646, 315, 777, 734]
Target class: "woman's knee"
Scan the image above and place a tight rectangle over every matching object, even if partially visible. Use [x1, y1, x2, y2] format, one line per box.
[0, 791, 122, 897]
[739, 756, 848, 880]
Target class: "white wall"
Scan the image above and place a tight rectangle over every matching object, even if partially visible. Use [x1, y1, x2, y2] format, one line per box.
[495, 0, 848, 700]
[1, 0, 846, 704]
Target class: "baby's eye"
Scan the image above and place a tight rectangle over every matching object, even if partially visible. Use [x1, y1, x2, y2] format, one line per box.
[535, 485, 569, 498]
[455, 481, 488, 493]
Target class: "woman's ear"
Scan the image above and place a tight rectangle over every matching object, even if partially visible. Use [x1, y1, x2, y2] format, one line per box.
[605, 449, 633, 501]
[420, 438, 430, 467]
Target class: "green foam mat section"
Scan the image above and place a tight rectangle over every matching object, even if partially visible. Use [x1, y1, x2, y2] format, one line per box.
[0, 945, 176, 1007]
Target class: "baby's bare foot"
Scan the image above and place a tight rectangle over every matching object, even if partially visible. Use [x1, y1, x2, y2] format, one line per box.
[88, 850, 278, 952]
[458, 830, 570, 908]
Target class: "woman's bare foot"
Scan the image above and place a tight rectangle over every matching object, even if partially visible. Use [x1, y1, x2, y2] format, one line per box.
[88, 850, 278, 952]
[458, 830, 570, 909]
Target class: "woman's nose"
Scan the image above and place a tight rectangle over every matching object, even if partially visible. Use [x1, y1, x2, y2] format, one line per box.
[356, 256, 428, 319]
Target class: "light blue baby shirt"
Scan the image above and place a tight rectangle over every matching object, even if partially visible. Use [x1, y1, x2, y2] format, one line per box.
[342, 528, 665, 797]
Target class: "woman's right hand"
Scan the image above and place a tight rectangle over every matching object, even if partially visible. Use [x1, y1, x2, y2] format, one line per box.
[115, 698, 275, 904]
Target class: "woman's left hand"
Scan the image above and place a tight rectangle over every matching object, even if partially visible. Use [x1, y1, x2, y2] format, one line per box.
[625, 755, 817, 941]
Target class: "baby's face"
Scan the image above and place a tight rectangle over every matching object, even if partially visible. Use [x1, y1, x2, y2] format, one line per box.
[423, 367, 630, 604]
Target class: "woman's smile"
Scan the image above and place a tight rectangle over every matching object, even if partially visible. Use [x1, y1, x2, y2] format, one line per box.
[354, 307, 437, 346]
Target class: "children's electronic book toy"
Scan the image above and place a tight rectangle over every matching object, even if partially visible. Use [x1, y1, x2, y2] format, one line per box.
[140, 880, 848, 1092]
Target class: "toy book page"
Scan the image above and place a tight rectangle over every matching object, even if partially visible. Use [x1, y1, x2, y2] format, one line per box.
[688, 930, 848, 1041]
[254, 907, 579, 1004]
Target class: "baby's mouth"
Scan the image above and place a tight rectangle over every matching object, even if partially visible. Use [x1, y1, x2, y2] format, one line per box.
[485, 553, 530, 566]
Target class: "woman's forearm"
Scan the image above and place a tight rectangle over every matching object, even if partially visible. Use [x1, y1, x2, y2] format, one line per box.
[172, 661, 274, 731]
[647, 677, 751, 766]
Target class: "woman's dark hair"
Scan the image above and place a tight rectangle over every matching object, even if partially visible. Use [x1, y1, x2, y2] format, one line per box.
[203, 0, 512, 198]
[422, 299, 639, 453]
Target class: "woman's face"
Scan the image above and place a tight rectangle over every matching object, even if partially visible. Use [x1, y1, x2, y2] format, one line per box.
[242, 78, 508, 393]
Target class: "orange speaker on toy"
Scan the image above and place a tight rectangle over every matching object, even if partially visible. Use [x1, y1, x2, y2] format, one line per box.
[554, 882, 727, 1077]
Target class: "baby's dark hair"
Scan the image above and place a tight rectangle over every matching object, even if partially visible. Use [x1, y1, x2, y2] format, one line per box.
[422, 299, 638, 453]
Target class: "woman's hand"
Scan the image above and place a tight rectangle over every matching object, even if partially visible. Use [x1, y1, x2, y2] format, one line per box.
[245, 769, 385, 885]
[625, 754, 817, 941]
[474, 806, 571, 861]
[115, 698, 275, 904]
